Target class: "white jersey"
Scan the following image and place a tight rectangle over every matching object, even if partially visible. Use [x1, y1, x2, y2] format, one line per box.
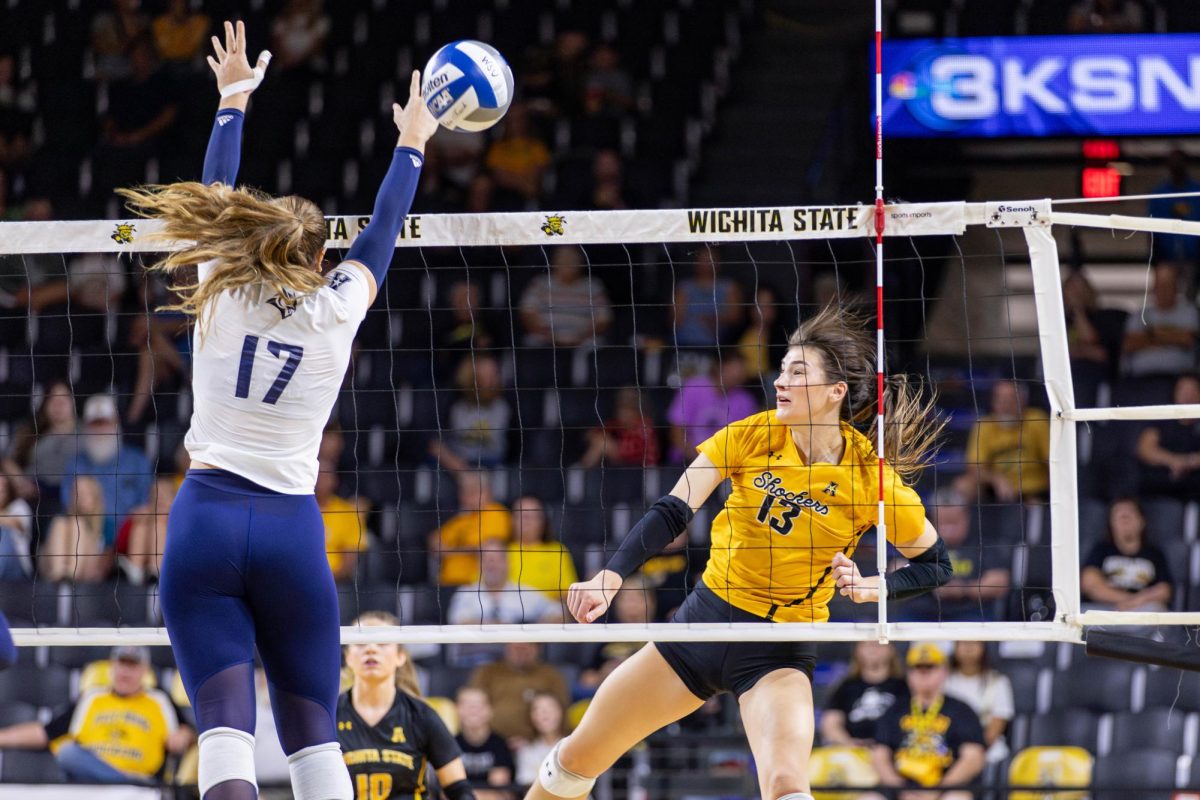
[184, 260, 371, 494]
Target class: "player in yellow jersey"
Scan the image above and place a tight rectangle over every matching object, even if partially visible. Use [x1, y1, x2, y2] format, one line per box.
[524, 305, 951, 800]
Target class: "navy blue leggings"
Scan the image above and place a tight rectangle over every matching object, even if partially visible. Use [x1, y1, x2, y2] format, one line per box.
[160, 469, 341, 755]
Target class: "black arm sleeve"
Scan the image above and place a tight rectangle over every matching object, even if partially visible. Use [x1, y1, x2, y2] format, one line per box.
[886, 537, 953, 601]
[604, 495, 694, 579]
[442, 779, 477, 800]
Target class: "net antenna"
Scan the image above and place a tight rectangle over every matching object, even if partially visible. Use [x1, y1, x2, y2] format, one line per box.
[873, 0, 890, 641]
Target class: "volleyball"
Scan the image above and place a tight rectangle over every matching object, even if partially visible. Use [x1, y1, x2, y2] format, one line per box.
[421, 40, 513, 132]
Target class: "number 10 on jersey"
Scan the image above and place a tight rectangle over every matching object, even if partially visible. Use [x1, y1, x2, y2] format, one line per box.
[234, 334, 304, 404]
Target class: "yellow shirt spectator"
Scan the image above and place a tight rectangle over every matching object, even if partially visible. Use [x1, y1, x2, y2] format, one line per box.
[434, 502, 512, 586]
[321, 494, 367, 580]
[964, 409, 1050, 498]
[47, 688, 182, 779]
[508, 541, 578, 599]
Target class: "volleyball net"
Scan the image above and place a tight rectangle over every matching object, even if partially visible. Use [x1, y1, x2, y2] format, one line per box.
[0, 198, 1197, 649]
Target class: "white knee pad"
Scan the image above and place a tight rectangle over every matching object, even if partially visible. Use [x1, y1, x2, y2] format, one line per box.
[538, 739, 597, 798]
[775, 794, 814, 800]
[287, 741, 353, 800]
[198, 727, 257, 797]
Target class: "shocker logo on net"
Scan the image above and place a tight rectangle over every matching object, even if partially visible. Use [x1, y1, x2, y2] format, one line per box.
[111, 223, 136, 244]
[541, 214, 566, 236]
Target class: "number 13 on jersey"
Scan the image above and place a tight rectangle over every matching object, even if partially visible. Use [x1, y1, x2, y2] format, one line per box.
[234, 334, 304, 404]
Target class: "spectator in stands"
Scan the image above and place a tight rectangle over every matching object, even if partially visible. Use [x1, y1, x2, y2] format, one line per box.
[431, 472, 512, 587]
[672, 246, 745, 347]
[0, 198, 69, 327]
[576, 573, 656, 697]
[91, 0, 150, 82]
[1136, 372, 1200, 500]
[485, 103, 551, 208]
[0, 644, 194, 784]
[738, 285, 781, 384]
[870, 643, 986, 799]
[1082, 497, 1174, 612]
[437, 279, 495, 377]
[151, 0, 210, 75]
[316, 458, 367, 583]
[523, 30, 591, 119]
[944, 641, 1014, 764]
[575, 386, 661, 469]
[96, 37, 179, 190]
[1063, 270, 1113, 408]
[126, 271, 191, 425]
[448, 548, 561, 667]
[590, 148, 634, 210]
[455, 686, 516, 800]
[270, 0, 331, 72]
[430, 126, 487, 193]
[508, 495, 577, 601]
[0, 53, 35, 168]
[40, 474, 113, 582]
[820, 641, 908, 747]
[1068, 0, 1145, 33]
[2, 380, 78, 506]
[62, 394, 153, 525]
[117, 476, 174, 586]
[960, 379, 1050, 502]
[1122, 262, 1199, 385]
[1149, 149, 1200, 270]
[905, 488, 1011, 621]
[583, 45, 635, 117]
[519, 246, 612, 347]
[514, 692, 568, 787]
[430, 356, 511, 471]
[469, 642, 570, 744]
[667, 352, 756, 463]
[0, 473, 33, 579]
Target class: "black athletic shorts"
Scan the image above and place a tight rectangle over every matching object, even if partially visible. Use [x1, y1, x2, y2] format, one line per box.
[655, 580, 817, 701]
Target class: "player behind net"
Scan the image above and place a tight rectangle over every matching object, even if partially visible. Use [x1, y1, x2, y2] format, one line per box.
[339, 611, 476, 800]
[525, 305, 951, 800]
[115, 21, 438, 800]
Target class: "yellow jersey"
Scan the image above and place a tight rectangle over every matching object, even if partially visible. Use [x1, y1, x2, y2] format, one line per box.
[508, 541, 578, 599]
[47, 688, 180, 779]
[698, 411, 926, 622]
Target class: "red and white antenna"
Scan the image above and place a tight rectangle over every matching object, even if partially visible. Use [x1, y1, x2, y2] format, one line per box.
[873, 0, 889, 636]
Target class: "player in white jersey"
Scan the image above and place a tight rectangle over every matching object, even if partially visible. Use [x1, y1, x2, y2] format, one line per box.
[116, 22, 438, 800]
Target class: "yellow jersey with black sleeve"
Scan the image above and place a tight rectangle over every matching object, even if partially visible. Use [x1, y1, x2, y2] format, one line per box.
[697, 411, 927, 622]
[45, 688, 181, 779]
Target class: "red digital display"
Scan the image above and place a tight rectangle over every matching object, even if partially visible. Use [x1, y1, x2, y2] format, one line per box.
[1082, 166, 1122, 198]
[1082, 139, 1120, 160]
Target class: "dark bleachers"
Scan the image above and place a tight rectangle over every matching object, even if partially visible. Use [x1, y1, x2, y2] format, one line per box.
[1144, 668, 1200, 712]
[1053, 658, 1136, 714]
[1109, 708, 1188, 756]
[1091, 747, 1180, 800]
[0, 664, 70, 709]
[0, 749, 66, 783]
[1021, 708, 1100, 752]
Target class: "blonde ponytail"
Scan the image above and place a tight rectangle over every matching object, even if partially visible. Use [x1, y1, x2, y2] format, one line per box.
[116, 182, 326, 332]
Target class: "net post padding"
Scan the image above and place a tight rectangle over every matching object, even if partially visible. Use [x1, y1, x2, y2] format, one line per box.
[1024, 226, 1081, 624]
[11, 621, 1082, 647]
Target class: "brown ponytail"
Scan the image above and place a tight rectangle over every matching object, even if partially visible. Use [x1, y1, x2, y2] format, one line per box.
[787, 303, 945, 482]
[116, 182, 326, 332]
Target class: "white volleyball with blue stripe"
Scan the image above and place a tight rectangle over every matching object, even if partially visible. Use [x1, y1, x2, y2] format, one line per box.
[422, 40, 513, 132]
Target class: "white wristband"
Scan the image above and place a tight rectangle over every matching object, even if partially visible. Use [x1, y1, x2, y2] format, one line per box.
[220, 51, 273, 98]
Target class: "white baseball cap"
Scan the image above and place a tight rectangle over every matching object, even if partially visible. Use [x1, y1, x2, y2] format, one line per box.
[82, 394, 118, 424]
